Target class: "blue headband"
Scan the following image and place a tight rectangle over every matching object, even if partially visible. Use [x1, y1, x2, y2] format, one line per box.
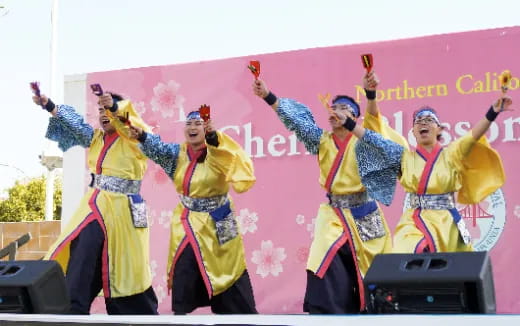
[414, 109, 440, 125]
[332, 98, 360, 117]
[186, 111, 202, 121]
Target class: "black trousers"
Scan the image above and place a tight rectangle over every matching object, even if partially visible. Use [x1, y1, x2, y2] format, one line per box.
[66, 220, 158, 315]
[303, 242, 361, 314]
[171, 243, 257, 314]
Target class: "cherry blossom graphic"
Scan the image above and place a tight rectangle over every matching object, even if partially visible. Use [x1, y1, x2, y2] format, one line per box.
[514, 205, 520, 218]
[161, 274, 171, 299]
[306, 217, 317, 238]
[145, 163, 170, 185]
[150, 260, 158, 279]
[295, 246, 310, 264]
[118, 94, 163, 133]
[155, 284, 168, 304]
[236, 208, 258, 235]
[158, 210, 173, 229]
[148, 209, 157, 228]
[119, 93, 147, 117]
[251, 240, 287, 278]
[132, 100, 146, 116]
[150, 80, 186, 120]
[295, 214, 305, 225]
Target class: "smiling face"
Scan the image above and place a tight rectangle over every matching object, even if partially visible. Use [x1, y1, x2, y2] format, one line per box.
[98, 107, 115, 134]
[329, 103, 356, 129]
[412, 114, 442, 147]
[184, 118, 205, 148]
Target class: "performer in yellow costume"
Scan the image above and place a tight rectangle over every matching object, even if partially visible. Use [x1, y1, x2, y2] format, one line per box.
[35, 93, 157, 314]
[130, 109, 257, 314]
[353, 93, 511, 254]
[252, 72, 406, 313]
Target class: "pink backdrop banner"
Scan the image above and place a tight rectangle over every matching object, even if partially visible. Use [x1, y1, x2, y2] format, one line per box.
[84, 26, 520, 314]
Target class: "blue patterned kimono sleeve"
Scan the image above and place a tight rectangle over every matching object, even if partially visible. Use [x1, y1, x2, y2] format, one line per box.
[355, 129, 405, 206]
[276, 98, 323, 155]
[45, 105, 94, 152]
[139, 133, 180, 178]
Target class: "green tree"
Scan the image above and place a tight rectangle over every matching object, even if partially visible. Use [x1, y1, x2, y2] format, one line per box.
[0, 175, 62, 222]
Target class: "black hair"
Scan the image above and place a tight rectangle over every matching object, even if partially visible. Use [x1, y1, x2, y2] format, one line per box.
[332, 95, 360, 117]
[109, 92, 124, 102]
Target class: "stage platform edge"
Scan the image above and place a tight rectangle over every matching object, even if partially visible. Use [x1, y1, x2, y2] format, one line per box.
[0, 313, 520, 326]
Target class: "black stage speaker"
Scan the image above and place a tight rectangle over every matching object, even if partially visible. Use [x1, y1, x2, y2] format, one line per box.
[0, 260, 70, 313]
[364, 252, 495, 314]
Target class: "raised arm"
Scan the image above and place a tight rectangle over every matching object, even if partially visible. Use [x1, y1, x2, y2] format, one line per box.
[360, 71, 409, 149]
[33, 94, 94, 151]
[130, 126, 180, 178]
[445, 95, 510, 204]
[252, 79, 323, 155]
[471, 94, 513, 141]
[363, 71, 380, 117]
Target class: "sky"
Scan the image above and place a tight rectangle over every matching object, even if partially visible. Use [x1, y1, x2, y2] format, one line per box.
[1, 0, 520, 192]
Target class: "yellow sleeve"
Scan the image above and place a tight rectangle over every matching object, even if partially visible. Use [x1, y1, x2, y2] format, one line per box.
[449, 131, 505, 204]
[106, 100, 153, 159]
[363, 112, 409, 149]
[106, 100, 152, 142]
[444, 131, 478, 169]
[206, 131, 256, 193]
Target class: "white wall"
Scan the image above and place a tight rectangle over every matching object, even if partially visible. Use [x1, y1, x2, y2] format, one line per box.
[61, 74, 87, 228]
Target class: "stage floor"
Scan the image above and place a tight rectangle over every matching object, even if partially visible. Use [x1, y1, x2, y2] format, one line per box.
[0, 314, 519, 326]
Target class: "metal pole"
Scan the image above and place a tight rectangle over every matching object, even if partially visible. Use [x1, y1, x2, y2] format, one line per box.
[44, 0, 60, 221]
[45, 168, 55, 221]
[50, 0, 59, 99]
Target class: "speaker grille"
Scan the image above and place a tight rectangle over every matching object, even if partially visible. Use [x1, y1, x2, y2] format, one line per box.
[0, 261, 69, 313]
[397, 285, 465, 313]
[0, 287, 32, 313]
[364, 252, 496, 314]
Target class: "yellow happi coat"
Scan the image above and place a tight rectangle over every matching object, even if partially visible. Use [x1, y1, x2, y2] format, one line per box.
[141, 130, 255, 297]
[308, 113, 405, 277]
[393, 131, 505, 253]
[275, 98, 407, 310]
[45, 100, 153, 298]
